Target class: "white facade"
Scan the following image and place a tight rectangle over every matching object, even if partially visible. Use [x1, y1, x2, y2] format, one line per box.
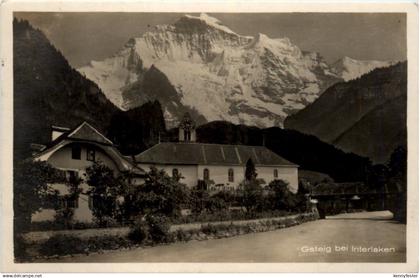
[33, 144, 119, 223]
[31, 122, 144, 223]
[138, 163, 299, 193]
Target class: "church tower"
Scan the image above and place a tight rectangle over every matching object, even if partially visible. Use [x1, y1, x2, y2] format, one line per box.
[178, 112, 196, 142]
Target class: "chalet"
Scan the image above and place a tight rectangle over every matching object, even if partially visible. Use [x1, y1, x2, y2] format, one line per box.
[133, 114, 299, 192]
[31, 121, 145, 223]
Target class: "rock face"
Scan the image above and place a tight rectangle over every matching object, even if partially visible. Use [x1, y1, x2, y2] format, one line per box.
[78, 13, 342, 128]
[284, 62, 407, 163]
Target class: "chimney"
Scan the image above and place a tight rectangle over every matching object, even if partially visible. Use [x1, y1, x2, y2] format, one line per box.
[51, 125, 70, 141]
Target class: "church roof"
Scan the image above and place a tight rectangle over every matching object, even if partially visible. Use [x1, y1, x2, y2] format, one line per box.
[133, 142, 298, 167]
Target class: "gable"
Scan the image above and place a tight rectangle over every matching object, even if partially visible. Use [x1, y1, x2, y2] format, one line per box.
[68, 122, 113, 145]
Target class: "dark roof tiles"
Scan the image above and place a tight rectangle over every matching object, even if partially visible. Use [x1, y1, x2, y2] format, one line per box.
[134, 142, 297, 167]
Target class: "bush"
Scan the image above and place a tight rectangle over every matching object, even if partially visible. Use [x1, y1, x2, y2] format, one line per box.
[267, 179, 298, 211]
[128, 218, 150, 244]
[85, 235, 132, 251]
[54, 207, 75, 229]
[29, 220, 125, 231]
[146, 214, 171, 243]
[239, 180, 264, 212]
[211, 190, 236, 204]
[200, 224, 218, 235]
[206, 196, 228, 213]
[172, 209, 292, 225]
[38, 235, 85, 256]
[128, 167, 190, 219]
[38, 234, 134, 257]
[175, 229, 190, 242]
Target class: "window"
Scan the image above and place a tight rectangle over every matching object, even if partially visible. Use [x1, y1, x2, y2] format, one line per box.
[228, 168, 234, 182]
[203, 168, 210, 180]
[274, 169, 278, 178]
[71, 145, 81, 160]
[172, 168, 179, 177]
[86, 147, 95, 161]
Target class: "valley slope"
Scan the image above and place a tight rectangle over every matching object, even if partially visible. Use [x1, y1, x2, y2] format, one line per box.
[284, 62, 407, 163]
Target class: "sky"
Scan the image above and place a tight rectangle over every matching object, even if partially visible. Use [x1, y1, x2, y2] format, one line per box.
[15, 12, 406, 68]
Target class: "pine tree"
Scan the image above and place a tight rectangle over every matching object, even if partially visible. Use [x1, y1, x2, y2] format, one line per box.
[245, 158, 257, 181]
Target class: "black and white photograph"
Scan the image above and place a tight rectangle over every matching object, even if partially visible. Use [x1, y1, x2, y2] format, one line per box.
[1, 2, 418, 272]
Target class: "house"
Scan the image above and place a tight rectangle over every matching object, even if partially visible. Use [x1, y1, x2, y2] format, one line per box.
[31, 121, 145, 223]
[133, 114, 299, 192]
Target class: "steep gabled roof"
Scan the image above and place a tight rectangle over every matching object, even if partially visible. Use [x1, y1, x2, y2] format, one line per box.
[67, 122, 114, 145]
[133, 142, 297, 167]
[33, 121, 145, 174]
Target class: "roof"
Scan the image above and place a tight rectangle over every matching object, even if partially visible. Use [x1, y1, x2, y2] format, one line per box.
[33, 121, 145, 175]
[133, 142, 298, 167]
[64, 121, 113, 145]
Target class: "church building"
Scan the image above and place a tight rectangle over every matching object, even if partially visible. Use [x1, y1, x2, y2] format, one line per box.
[134, 113, 299, 192]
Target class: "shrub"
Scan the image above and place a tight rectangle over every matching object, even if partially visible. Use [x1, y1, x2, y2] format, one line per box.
[54, 207, 75, 229]
[206, 196, 228, 213]
[239, 180, 264, 212]
[267, 179, 298, 211]
[175, 230, 189, 242]
[38, 235, 85, 256]
[86, 235, 132, 251]
[211, 190, 236, 204]
[146, 214, 171, 243]
[128, 218, 150, 244]
[200, 224, 218, 235]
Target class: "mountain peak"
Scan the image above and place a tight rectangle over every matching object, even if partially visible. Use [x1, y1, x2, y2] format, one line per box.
[179, 13, 238, 35]
[78, 15, 342, 128]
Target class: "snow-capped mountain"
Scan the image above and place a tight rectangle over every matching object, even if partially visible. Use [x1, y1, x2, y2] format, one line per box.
[331, 56, 396, 81]
[78, 13, 391, 128]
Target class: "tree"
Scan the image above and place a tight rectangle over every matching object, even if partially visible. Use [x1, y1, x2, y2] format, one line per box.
[245, 158, 257, 181]
[189, 187, 211, 214]
[240, 180, 263, 212]
[267, 179, 297, 211]
[14, 159, 66, 260]
[388, 145, 407, 180]
[14, 159, 66, 231]
[240, 158, 264, 212]
[54, 174, 83, 228]
[85, 161, 123, 226]
[129, 167, 190, 218]
[367, 164, 389, 190]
